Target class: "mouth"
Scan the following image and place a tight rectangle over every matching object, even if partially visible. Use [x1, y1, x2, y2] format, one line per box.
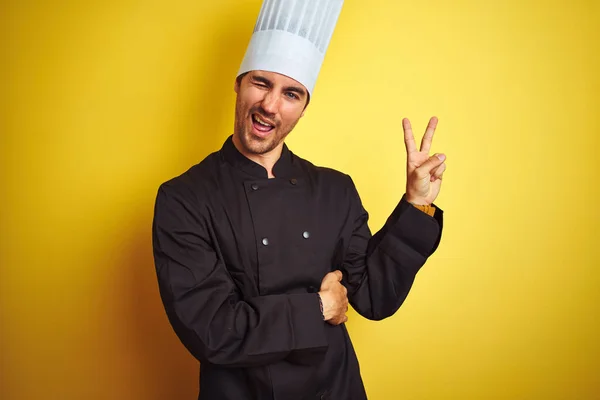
[251, 113, 275, 137]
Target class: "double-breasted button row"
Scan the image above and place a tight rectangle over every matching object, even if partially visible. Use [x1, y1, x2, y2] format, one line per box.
[249, 179, 297, 191]
[261, 231, 310, 246]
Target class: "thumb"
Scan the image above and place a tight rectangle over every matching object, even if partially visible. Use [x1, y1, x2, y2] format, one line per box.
[332, 270, 343, 282]
[416, 154, 446, 177]
[321, 270, 343, 288]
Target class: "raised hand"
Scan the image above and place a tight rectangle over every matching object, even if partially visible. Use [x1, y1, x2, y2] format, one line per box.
[402, 116, 446, 206]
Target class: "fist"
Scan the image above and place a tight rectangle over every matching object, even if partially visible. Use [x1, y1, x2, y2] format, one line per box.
[318, 270, 349, 325]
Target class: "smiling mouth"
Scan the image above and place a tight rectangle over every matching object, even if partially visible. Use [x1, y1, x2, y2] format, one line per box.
[252, 113, 275, 133]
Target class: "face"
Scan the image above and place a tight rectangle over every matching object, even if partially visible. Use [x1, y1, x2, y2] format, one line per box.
[233, 70, 309, 156]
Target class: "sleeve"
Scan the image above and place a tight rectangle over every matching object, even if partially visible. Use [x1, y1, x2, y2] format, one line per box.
[152, 183, 328, 368]
[340, 177, 443, 321]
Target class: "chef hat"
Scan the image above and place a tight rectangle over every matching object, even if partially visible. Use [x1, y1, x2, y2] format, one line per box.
[237, 0, 344, 96]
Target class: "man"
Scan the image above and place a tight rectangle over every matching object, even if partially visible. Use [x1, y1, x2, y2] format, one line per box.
[152, 1, 446, 399]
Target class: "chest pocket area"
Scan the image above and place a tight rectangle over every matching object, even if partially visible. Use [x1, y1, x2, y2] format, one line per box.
[245, 178, 337, 295]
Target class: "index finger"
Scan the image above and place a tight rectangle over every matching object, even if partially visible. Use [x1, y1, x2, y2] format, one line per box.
[420, 116, 438, 153]
[403, 118, 417, 154]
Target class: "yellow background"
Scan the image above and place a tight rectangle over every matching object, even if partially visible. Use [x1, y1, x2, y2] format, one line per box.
[1, 1, 599, 399]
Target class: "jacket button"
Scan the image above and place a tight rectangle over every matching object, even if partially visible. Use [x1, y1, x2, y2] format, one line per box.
[261, 237, 269, 246]
[302, 231, 310, 239]
[307, 286, 317, 293]
[290, 178, 297, 185]
[251, 183, 259, 191]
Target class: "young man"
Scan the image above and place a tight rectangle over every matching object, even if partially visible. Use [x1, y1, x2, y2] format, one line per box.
[152, 1, 446, 399]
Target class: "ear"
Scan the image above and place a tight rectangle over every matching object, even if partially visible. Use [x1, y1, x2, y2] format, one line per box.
[234, 79, 240, 94]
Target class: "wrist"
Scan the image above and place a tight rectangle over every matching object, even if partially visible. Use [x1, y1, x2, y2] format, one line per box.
[405, 195, 430, 206]
[316, 292, 325, 320]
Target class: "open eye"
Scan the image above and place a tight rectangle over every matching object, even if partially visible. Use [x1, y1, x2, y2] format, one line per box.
[285, 92, 299, 100]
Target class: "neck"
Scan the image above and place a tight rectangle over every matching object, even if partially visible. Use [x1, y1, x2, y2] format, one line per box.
[232, 134, 284, 178]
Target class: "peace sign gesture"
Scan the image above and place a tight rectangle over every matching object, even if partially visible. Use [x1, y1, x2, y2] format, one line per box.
[403, 116, 446, 206]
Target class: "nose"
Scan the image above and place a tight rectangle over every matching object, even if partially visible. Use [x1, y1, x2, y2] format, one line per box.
[260, 90, 280, 116]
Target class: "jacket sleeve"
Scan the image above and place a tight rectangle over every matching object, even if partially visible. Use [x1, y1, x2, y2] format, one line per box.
[340, 177, 443, 321]
[152, 183, 328, 367]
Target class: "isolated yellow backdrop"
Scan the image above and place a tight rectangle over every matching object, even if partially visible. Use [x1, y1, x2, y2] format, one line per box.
[1, 1, 599, 399]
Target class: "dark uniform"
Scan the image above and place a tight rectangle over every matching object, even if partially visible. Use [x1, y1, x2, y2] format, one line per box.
[152, 136, 443, 399]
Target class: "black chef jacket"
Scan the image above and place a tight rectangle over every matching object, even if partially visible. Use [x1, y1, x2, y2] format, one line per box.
[152, 136, 443, 400]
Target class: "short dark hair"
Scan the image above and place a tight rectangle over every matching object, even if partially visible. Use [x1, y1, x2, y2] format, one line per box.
[236, 72, 248, 86]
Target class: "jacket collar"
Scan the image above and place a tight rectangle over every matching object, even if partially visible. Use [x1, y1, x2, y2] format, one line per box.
[220, 135, 296, 179]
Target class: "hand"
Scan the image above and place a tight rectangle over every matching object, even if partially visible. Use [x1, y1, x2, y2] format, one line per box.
[318, 270, 349, 325]
[402, 116, 446, 206]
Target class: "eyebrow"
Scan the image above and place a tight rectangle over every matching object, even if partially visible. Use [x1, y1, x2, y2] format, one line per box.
[251, 75, 307, 98]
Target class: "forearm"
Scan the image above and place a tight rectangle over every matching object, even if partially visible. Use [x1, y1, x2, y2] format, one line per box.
[156, 261, 328, 367]
[344, 196, 443, 320]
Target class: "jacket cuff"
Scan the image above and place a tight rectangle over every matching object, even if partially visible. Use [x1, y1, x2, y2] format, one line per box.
[287, 294, 328, 351]
[384, 195, 443, 257]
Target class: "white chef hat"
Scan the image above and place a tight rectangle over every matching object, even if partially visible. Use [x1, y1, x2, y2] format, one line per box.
[237, 0, 344, 96]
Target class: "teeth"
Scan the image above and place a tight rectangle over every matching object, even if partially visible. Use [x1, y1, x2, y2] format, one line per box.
[255, 115, 272, 127]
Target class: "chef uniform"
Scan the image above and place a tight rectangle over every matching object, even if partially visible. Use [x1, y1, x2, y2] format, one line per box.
[152, 1, 444, 399]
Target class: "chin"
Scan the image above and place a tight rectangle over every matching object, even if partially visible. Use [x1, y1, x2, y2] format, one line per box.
[239, 130, 278, 155]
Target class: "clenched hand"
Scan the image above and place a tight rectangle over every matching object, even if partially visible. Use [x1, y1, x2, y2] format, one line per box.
[318, 270, 348, 325]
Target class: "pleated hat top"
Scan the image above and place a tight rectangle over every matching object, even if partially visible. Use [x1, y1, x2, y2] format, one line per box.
[237, 0, 345, 96]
